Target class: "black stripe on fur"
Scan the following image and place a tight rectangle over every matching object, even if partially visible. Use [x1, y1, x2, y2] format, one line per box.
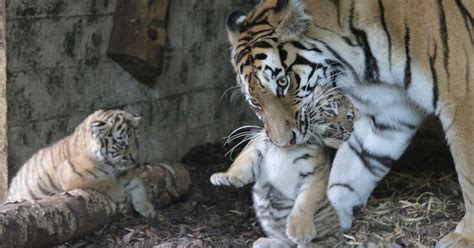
[403, 24, 412, 89]
[293, 153, 313, 163]
[436, 0, 450, 79]
[349, 1, 379, 82]
[454, 0, 474, 44]
[430, 43, 439, 111]
[69, 160, 85, 179]
[378, 0, 392, 68]
[328, 183, 355, 192]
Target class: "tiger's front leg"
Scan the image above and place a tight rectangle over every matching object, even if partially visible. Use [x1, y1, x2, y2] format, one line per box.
[327, 105, 423, 231]
[436, 100, 474, 247]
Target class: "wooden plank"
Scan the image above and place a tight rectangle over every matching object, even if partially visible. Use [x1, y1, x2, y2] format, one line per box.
[108, 0, 171, 84]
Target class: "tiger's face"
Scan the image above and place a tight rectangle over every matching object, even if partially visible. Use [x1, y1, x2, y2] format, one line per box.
[227, 2, 344, 147]
[88, 110, 141, 172]
[241, 40, 299, 147]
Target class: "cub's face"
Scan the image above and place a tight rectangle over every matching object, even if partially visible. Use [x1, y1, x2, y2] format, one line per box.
[312, 94, 356, 148]
[90, 110, 141, 171]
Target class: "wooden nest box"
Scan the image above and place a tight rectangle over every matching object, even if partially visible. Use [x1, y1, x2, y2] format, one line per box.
[108, 0, 170, 84]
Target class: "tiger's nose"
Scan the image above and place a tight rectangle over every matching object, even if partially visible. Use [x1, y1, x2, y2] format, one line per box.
[271, 131, 297, 147]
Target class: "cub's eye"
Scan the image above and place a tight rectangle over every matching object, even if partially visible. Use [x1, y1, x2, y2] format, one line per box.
[116, 140, 126, 147]
[347, 114, 354, 122]
[277, 76, 288, 87]
[248, 98, 262, 109]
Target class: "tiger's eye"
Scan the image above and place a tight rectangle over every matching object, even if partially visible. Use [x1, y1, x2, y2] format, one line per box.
[277, 76, 288, 87]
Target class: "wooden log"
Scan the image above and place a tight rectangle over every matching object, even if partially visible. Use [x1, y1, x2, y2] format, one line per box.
[107, 0, 171, 84]
[0, 162, 190, 248]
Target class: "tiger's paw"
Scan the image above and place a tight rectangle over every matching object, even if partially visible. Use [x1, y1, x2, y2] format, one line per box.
[327, 185, 363, 232]
[253, 237, 290, 248]
[210, 172, 247, 188]
[436, 232, 474, 248]
[286, 214, 317, 244]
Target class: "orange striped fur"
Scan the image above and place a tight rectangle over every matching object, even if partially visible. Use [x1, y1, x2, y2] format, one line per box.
[5, 109, 156, 219]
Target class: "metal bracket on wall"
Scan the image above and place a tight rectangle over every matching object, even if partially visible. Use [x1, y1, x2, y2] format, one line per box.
[107, 0, 171, 85]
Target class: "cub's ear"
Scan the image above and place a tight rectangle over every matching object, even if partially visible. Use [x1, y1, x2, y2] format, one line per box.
[91, 120, 109, 138]
[273, 0, 311, 42]
[131, 116, 142, 128]
[226, 10, 247, 48]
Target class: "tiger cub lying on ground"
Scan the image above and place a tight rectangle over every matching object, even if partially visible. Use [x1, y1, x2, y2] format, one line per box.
[5, 109, 156, 219]
[211, 93, 354, 247]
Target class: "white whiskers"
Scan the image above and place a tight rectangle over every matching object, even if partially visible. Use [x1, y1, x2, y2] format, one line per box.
[219, 85, 243, 103]
[224, 125, 263, 158]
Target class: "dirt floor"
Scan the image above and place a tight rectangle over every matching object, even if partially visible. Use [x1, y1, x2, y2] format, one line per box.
[61, 133, 464, 247]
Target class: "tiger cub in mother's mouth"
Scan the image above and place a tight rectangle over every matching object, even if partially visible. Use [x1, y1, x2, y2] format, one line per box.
[211, 94, 355, 247]
[5, 109, 156, 219]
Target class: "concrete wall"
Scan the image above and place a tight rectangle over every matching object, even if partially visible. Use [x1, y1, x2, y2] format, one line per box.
[6, 0, 259, 178]
[0, 0, 7, 201]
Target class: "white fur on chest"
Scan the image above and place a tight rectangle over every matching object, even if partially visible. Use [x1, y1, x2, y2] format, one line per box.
[261, 145, 317, 199]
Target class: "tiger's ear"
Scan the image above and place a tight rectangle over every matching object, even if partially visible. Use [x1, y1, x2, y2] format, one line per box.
[273, 0, 311, 42]
[91, 120, 109, 138]
[131, 116, 141, 128]
[226, 10, 247, 48]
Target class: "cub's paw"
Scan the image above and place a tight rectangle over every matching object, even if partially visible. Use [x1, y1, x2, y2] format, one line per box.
[116, 199, 130, 215]
[134, 201, 159, 227]
[210, 172, 246, 187]
[107, 187, 129, 204]
[253, 237, 289, 248]
[436, 232, 474, 248]
[108, 189, 130, 214]
[286, 214, 317, 244]
[134, 200, 157, 219]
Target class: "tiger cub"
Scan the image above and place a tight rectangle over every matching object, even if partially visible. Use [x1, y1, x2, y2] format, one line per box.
[211, 94, 355, 248]
[5, 109, 156, 219]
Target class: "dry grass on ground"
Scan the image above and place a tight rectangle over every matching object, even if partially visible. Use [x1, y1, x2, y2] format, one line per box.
[60, 141, 464, 247]
[347, 171, 463, 247]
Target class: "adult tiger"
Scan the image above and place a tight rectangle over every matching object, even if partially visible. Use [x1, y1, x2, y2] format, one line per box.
[225, 0, 473, 246]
